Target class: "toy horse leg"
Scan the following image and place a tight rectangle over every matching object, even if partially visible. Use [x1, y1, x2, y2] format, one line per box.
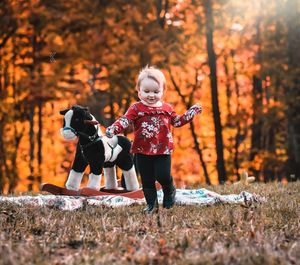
[103, 166, 118, 189]
[115, 152, 139, 191]
[87, 158, 102, 190]
[87, 155, 105, 191]
[87, 173, 102, 190]
[65, 169, 84, 191]
[66, 143, 87, 190]
[123, 166, 139, 191]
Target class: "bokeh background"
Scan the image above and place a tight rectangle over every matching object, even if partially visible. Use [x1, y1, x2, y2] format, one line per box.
[0, 0, 299, 193]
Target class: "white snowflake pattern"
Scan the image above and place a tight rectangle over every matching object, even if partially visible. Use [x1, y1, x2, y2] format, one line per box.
[141, 122, 148, 128]
[174, 121, 182, 127]
[149, 143, 158, 154]
[119, 117, 130, 128]
[140, 117, 163, 139]
[147, 124, 155, 131]
[167, 132, 173, 143]
[163, 146, 172, 154]
[173, 116, 181, 122]
[141, 129, 154, 138]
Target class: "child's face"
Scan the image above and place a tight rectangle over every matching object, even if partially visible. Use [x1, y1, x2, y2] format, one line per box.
[138, 78, 163, 106]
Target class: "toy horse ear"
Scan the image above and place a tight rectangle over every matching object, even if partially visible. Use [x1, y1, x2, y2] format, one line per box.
[60, 109, 70, 115]
[84, 120, 99, 125]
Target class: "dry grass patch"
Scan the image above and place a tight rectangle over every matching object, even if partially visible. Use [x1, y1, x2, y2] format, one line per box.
[0, 182, 299, 264]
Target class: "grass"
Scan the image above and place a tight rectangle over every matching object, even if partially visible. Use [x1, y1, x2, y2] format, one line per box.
[0, 182, 299, 265]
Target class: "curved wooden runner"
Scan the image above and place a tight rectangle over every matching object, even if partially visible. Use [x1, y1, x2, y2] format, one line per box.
[41, 183, 81, 196]
[80, 187, 145, 199]
[41, 183, 161, 199]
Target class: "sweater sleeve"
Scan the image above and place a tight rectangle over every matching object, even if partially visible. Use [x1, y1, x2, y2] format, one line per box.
[106, 105, 138, 136]
[170, 103, 202, 128]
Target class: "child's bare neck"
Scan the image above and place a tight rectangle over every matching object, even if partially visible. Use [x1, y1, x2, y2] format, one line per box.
[140, 100, 163, 107]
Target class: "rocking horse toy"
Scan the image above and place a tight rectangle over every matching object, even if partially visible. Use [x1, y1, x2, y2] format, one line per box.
[41, 105, 147, 198]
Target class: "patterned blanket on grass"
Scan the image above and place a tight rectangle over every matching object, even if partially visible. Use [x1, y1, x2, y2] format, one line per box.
[0, 189, 265, 211]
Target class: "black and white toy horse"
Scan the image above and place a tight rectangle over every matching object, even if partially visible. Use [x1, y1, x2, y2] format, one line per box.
[60, 105, 139, 191]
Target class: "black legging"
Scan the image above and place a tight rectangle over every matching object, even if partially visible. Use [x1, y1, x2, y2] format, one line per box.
[136, 154, 173, 189]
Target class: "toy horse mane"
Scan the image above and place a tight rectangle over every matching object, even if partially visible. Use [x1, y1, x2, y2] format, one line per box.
[60, 105, 98, 125]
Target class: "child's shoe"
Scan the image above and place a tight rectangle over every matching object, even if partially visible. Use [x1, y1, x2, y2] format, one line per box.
[142, 188, 158, 214]
[162, 183, 176, 209]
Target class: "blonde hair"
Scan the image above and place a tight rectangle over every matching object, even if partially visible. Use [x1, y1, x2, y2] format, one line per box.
[136, 65, 166, 91]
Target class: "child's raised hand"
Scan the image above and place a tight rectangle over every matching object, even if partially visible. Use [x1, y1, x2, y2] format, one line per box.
[190, 103, 202, 114]
[105, 126, 115, 138]
[183, 103, 202, 121]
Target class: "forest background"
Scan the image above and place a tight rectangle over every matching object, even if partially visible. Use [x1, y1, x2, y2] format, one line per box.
[0, 0, 299, 193]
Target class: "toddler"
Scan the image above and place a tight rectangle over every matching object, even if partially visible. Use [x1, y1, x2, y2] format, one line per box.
[106, 66, 202, 213]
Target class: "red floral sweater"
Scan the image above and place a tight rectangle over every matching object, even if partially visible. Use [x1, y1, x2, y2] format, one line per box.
[106, 101, 202, 155]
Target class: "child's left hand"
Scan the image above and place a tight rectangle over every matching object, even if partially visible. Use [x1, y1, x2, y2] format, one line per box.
[190, 103, 202, 114]
[183, 103, 202, 121]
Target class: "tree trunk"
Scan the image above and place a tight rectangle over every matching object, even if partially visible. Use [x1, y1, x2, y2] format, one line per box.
[37, 101, 43, 185]
[285, 0, 300, 181]
[223, 55, 232, 123]
[0, 48, 3, 192]
[0, 120, 6, 193]
[156, 0, 168, 28]
[8, 45, 22, 193]
[28, 104, 35, 191]
[0, 118, 11, 192]
[27, 30, 38, 191]
[249, 76, 263, 179]
[232, 52, 242, 181]
[189, 121, 211, 185]
[8, 124, 23, 193]
[204, 0, 227, 183]
[263, 125, 276, 182]
[0, 47, 2, 92]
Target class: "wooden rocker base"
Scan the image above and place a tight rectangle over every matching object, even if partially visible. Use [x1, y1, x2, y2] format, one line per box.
[41, 183, 161, 199]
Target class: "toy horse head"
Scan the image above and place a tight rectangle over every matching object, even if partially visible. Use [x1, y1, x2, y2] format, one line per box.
[60, 105, 100, 142]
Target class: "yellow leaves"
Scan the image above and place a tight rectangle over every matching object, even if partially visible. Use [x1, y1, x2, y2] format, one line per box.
[0, 0, 294, 191]
[53, 35, 64, 46]
[5, 96, 15, 104]
[103, 103, 122, 116]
